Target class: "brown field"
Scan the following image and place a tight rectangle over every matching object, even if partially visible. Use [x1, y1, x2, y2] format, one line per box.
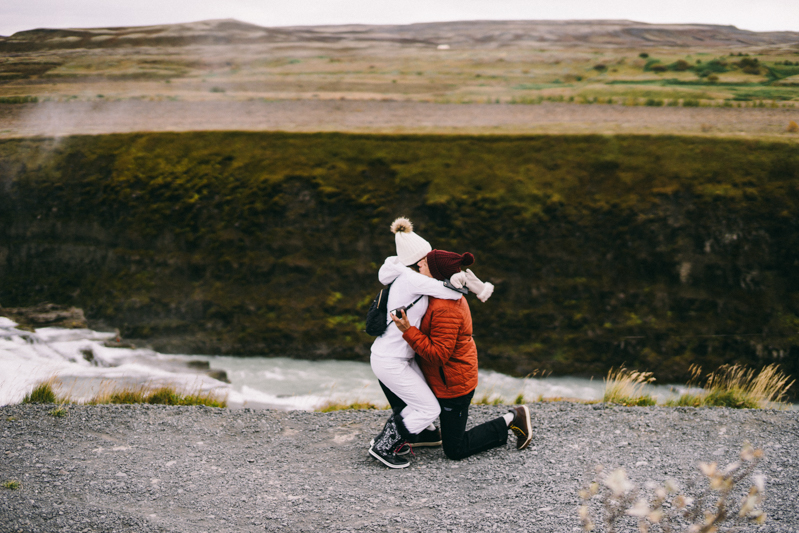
[1, 99, 797, 140]
[1, 19, 798, 137]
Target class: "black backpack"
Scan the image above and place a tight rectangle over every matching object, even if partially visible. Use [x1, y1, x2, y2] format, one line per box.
[364, 283, 423, 336]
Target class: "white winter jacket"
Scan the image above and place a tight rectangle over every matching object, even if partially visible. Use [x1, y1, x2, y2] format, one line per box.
[369, 256, 462, 360]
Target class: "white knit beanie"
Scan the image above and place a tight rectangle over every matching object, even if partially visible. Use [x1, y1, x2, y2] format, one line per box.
[390, 217, 432, 266]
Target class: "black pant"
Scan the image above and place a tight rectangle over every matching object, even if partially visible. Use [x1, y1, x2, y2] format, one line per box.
[379, 381, 508, 461]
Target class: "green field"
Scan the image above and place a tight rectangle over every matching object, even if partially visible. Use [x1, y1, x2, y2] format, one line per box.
[1, 132, 798, 385]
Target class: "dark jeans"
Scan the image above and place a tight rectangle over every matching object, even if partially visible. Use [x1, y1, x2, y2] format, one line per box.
[379, 381, 508, 461]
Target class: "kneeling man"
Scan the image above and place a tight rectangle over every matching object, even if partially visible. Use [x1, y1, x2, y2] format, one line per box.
[390, 249, 533, 459]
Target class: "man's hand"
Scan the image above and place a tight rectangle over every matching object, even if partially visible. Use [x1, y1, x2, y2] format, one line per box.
[390, 308, 411, 332]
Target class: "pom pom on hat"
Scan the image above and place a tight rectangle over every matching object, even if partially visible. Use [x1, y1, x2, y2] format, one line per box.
[427, 249, 476, 281]
[391, 217, 432, 265]
[390, 217, 413, 234]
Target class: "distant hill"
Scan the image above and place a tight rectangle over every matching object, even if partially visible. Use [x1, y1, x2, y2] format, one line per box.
[1, 18, 798, 52]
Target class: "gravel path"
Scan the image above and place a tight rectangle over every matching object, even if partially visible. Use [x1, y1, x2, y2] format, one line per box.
[1, 403, 796, 533]
[1, 100, 798, 139]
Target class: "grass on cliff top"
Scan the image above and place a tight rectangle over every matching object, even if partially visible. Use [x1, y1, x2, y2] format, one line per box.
[315, 363, 793, 412]
[88, 385, 227, 408]
[603, 367, 657, 406]
[317, 401, 386, 412]
[22, 380, 58, 404]
[601, 363, 793, 409]
[20, 380, 227, 408]
[665, 364, 794, 409]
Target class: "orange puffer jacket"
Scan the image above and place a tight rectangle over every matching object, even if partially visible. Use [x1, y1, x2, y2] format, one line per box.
[402, 296, 478, 399]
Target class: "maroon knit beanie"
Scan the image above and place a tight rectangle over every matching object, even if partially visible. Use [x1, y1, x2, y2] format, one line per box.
[426, 249, 475, 281]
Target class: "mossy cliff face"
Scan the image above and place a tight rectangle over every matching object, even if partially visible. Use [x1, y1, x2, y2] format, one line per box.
[1, 132, 798, 382]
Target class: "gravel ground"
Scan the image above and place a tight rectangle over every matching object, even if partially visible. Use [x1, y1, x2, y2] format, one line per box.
[1, 100, 798, 139]
[1, 402, 796, 533]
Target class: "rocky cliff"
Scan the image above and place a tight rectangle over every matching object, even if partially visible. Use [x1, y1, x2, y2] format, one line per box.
[1, 132, 797, 383]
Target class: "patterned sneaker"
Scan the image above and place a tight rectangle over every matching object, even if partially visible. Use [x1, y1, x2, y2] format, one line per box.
[410, 427, 442, 448]
[508, 405, 533, 450]
[368, 416, 410, 469]
[371, 439, 411, 456]
[369, 443, 410, 468]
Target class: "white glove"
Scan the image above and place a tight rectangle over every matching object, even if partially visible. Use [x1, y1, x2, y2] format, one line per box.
[449, 271, 468, 289]
[464, 269, 494, 302]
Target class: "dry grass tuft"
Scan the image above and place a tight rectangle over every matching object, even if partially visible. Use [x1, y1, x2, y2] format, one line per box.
[88, 385, 227, 408]
[579, 443, 767, 532]
[603, 367, 656, 406]
[22, 378, 59, 404]
[316, 401, 385, 412]
[539, 396, 599, 404]
[472, 393, 503, 406]
[48, 406, 68, 417]
[667, 364, 793, 409]
[18, 380, 227, 408]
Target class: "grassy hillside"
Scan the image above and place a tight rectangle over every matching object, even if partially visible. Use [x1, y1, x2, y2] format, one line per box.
[1, 132, 798, 383]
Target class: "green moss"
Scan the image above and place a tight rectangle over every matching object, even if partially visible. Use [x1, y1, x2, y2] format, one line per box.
[1, 133, 799, 385]
[2, 480, 21, 490]
[48, 406, 68, 417]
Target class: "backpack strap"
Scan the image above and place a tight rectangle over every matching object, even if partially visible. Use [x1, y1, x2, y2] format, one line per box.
[376, 287, 387, 308]
[404, 294, 424, 312]
[387, 294, 424, 325]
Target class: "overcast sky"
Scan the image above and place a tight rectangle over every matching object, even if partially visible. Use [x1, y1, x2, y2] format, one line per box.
[1, 0, 797, 37]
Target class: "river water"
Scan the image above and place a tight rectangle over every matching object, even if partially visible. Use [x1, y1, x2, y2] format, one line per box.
[1, 317, 786, 410]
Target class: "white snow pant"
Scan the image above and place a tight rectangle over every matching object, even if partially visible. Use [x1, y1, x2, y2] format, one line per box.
[370, 354, 441, 435]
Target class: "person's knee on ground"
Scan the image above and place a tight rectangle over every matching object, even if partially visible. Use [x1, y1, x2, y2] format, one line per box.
[442, 439, 469, 461]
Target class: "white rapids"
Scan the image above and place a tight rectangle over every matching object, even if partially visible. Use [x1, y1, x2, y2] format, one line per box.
[0, 316, 738, 410]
